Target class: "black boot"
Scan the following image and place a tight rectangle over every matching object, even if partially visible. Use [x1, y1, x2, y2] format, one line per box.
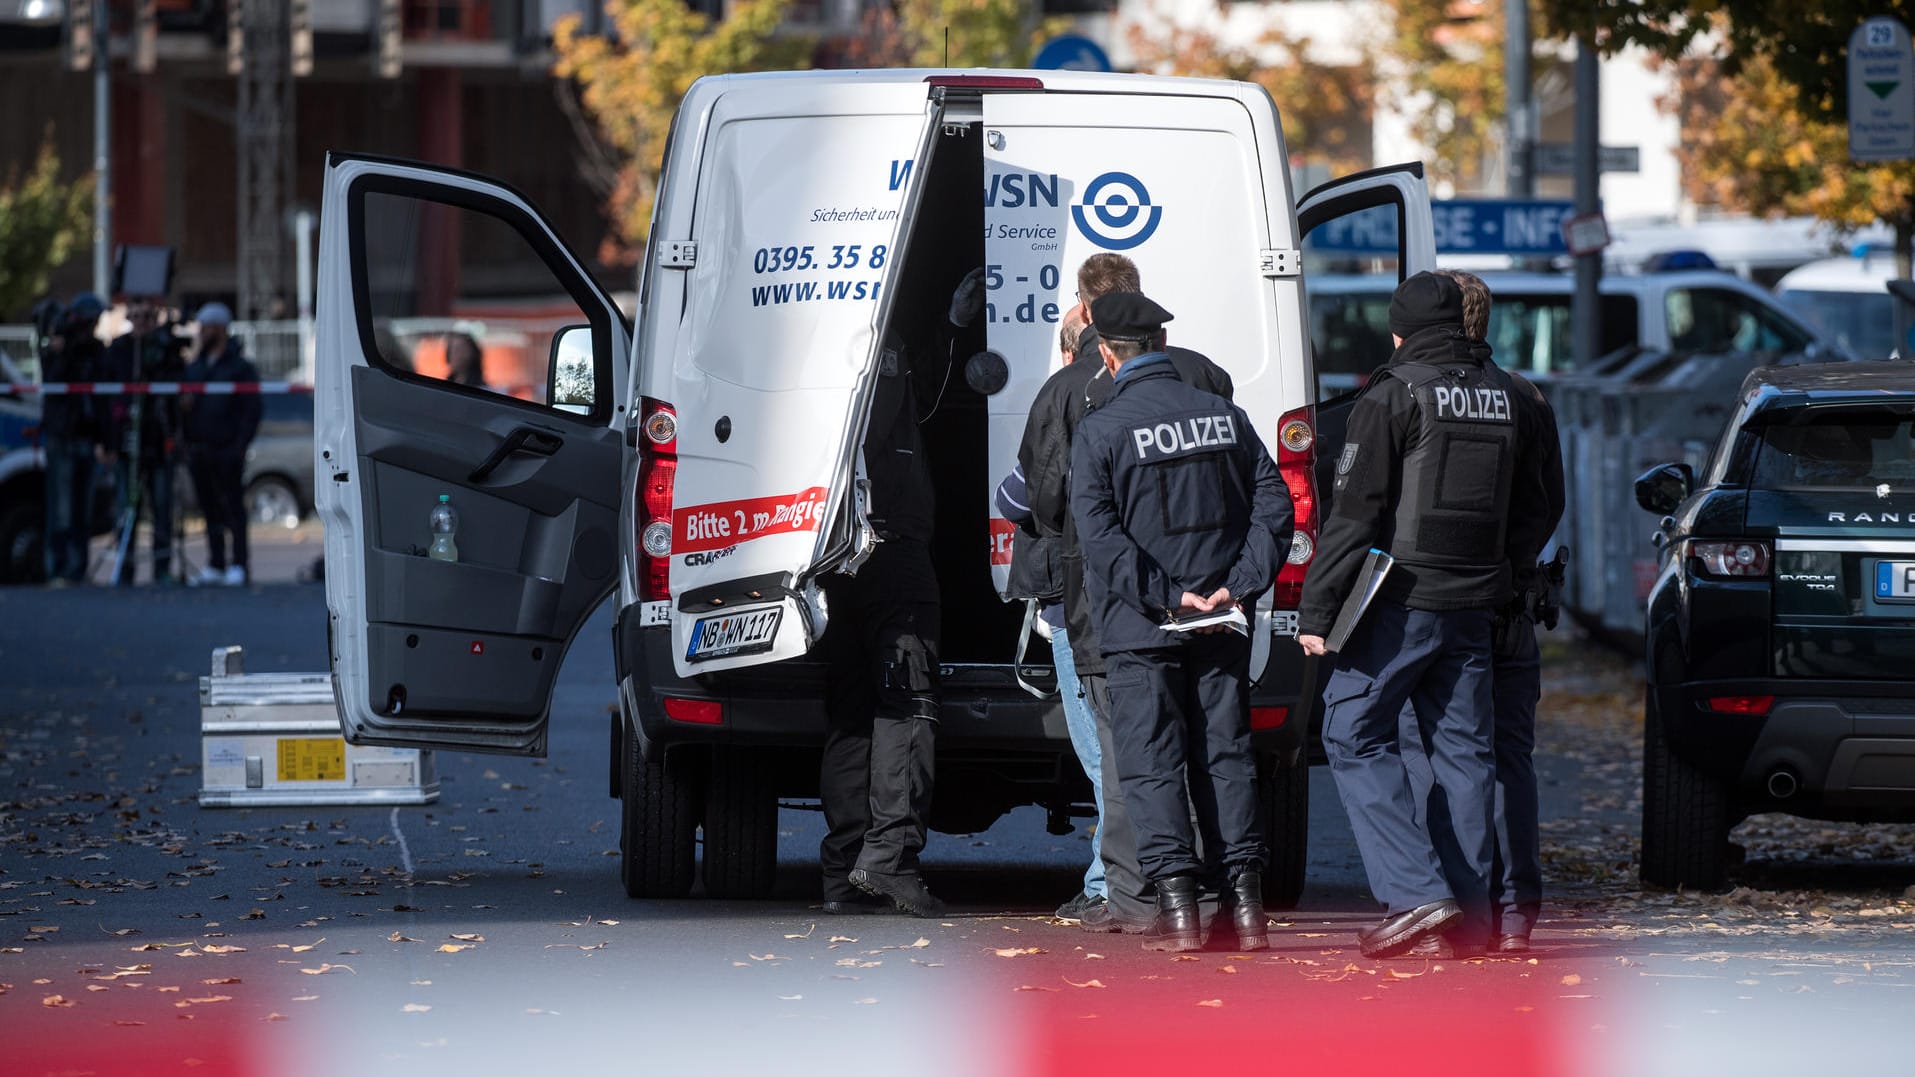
[1222, 869, 1269, 951]
[1141, 875, 1204, 953]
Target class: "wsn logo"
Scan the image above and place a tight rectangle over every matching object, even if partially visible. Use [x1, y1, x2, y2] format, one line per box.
[1072, 172, 1163, 251]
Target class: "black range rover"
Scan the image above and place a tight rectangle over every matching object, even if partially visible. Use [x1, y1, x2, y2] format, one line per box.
[1635, 363, 1915, 889]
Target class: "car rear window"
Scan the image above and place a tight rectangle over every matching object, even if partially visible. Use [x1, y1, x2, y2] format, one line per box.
[1750, 405, 1915, 489]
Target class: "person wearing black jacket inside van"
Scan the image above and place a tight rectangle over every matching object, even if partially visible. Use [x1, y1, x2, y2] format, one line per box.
[1296, 271, 1552, 959]
[1018, 253, 1234, 934]
[821, 322, 951, 918]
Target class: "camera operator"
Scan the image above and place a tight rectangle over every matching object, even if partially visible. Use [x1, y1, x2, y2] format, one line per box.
[38, 292, 109, 586]
[102, 300, 187, 585]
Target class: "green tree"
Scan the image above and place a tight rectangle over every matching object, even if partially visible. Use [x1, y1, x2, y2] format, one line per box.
[0, 138, 91, 321]
[552, 0, 811, 264]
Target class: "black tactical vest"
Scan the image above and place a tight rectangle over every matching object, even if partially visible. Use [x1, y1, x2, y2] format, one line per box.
[1381, 359, 1519, 572]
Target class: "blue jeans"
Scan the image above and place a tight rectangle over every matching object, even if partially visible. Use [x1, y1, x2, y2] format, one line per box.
[1051, 625, 1106, 898]
[43, 437, 95, 582]
[1322, 599, 1496, 946]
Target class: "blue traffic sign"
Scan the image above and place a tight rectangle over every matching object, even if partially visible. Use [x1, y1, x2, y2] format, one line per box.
[1033, 34, 1112, 73]
[1305, 199, 1578, 256]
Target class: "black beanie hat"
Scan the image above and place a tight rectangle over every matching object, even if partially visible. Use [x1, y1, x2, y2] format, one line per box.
[1387, 271, 1464, 338]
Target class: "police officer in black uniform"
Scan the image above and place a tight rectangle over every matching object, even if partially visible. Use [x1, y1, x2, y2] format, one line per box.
[1020, 254, 1235, 934]
[1297, 271, 1547, 959]
[1071, 293, 1293, 952]
[819, 327, 947, 918]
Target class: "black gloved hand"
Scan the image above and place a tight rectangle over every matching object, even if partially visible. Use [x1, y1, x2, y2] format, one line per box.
[948, 267, 987, 328]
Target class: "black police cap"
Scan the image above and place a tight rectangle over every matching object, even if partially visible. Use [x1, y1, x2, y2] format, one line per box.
[1089, 291, 1174, 343]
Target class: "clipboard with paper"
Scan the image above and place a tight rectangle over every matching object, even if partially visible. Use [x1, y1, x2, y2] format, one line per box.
[1160, 604, 1250, 637]
[1323, 548, 1394, 653]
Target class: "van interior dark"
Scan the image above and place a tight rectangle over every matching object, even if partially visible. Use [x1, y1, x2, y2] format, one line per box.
[875, 120, 1024, 664]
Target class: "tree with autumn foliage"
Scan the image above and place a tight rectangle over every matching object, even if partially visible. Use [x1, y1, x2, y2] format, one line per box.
[1666, 47, 1915, 242]
[842, 0, 1063, 68]
[552, 0, 811, 265]
[1376, 0, 1505, 191]
[1537, 1, 1915, 267]
[1123, 12, 1373, 176]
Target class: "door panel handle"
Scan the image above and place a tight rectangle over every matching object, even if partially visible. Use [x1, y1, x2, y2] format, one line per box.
[469, 426, 564, 482]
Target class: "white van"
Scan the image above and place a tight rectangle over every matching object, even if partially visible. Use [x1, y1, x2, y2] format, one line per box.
[1774, 255, 1900, 360]
[314, 69, 1438, 905]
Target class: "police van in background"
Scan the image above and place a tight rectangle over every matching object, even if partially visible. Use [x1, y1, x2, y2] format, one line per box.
[314, 69, 1440, 905]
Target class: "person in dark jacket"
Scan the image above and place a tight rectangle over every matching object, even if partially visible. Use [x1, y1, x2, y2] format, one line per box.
[39, 292, 109, 585]
[1399, 270, 1565, 953]
[1297, 271, 1550, 960]
[1019, 254, 1236, 934]
[181, 303, 261, 587]
[821, 322, 949, 918]
[1071, 292, 1293, 952]
[102, 300, 187, 584]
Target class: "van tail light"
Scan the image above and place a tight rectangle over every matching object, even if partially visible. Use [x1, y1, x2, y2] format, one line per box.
[636, 398, 678, 602]
[1689, 540, 1769, 579]
[1271, 405, 1317, 610]
[1250, 705, 1290, 731]
[924, 75, 1044, 90]
[1705, 695, 1775, 716]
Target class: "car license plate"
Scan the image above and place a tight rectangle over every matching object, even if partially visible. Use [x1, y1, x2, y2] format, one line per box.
[686, 606, 782, 662]
[1875, 561, 1915, 602]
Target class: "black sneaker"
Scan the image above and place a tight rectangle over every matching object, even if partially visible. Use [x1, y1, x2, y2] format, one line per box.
[1054, 890, 1103, 922]
[1079, 900, 1151, 935]
[848, 867, 946, 918]
[822, 893, 887, 915]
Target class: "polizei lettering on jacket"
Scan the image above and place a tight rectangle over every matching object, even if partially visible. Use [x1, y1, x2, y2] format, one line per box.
[1433, 385, 1513, 423]
[1130, 413, 1239, 462]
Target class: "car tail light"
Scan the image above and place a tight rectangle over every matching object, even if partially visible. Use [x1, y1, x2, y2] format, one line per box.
[1250, 705, 1290, 731]
[636, 397, 677, 602]
[1271, 405, 1317, 610]
[1705, 695, 1775, 716]
[662, 696, 722, 725]
[1690, 540, 1770, 578]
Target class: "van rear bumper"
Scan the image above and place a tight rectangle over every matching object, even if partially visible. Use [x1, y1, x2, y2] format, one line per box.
[614, 602, 1311, 762]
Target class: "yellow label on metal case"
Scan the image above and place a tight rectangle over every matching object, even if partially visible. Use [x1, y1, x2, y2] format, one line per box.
[277, 738, 347, 782]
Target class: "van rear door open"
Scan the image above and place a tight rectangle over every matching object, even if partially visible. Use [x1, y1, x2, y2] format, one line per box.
[979, 91, 1291, 595]
[635, 81, 941, 677]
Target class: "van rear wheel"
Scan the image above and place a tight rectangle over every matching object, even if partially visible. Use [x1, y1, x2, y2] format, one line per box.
[702, 747, 778, 899]
[1261, 755, 1309, 909]
[620, 736, 698, 899]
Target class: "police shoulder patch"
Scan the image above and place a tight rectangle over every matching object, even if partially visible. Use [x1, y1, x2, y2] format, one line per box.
[1337, 442, 1360, 475]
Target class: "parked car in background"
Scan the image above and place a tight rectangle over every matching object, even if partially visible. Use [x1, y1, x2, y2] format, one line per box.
[1636, 363, 1915, 889]
[1306, 267, 1841, 398]
[0, 349, 44, 583]
[1774, 255, 1899, 361]
[243, 392, 315, 529]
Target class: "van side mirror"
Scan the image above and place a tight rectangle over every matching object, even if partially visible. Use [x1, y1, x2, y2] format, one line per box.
[1634, 462, 1693, 515]
[548, 324, 594, 415]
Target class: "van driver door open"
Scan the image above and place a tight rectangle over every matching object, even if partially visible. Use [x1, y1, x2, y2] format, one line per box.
[977, 91, 1285, 595]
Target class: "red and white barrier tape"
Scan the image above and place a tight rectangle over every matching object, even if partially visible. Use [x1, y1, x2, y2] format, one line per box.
[0, 381, 313, 396]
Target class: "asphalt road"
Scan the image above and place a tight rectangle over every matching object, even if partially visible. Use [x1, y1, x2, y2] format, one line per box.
[5, 576, 1915, 1077]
